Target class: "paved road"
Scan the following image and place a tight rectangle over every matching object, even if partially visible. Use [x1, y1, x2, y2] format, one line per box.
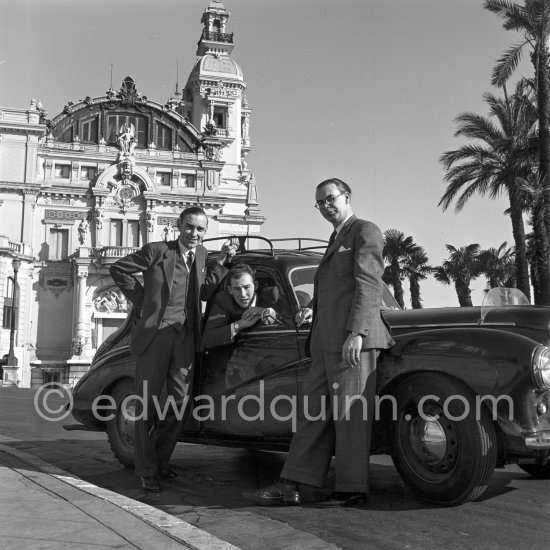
[1, 387, 550, 549]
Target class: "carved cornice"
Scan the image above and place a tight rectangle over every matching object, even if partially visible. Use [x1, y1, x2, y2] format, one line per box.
[0, 124, 46, 137]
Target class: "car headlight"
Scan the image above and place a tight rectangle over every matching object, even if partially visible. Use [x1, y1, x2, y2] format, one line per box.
[532, 345, 550, 390]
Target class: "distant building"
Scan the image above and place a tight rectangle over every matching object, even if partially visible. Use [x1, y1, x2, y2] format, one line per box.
[0, 0, 263, 388]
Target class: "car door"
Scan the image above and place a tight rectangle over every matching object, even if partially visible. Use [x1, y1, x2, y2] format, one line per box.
[196, 266, 302, 438]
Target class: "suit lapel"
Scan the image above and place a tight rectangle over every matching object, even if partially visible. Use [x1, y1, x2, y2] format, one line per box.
[318, 214, 357, 267]
[193, 245, 206, 281]
[161, 240, 178, 291]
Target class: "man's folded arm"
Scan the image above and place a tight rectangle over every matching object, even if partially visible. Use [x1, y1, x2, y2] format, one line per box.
[109, 244, 153, 310]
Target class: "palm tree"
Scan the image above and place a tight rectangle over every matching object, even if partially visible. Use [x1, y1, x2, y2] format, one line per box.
[478, 241, 517, 288]
[513, 174, 549, 304]
[526, 225, 546, 303]
[439, 79, 537, 301]
[484, 0, 550, 303]
[382, 229, 421, 309]
[434, 244, 482, 307]
[403, 248, 432, 309]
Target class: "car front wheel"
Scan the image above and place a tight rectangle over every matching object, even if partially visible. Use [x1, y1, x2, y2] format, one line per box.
[391, 373, 497, 506]
[106, 378, 136, 467]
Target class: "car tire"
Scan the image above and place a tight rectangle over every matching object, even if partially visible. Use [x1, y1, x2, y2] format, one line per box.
[106, 378, 136, 468]
[391, 373, 497, 506]
[518, 464, 550, 479]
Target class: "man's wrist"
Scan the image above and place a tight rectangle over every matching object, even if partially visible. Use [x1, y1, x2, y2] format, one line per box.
[350, 330, 364, 338]
[230, 321, 240, 340]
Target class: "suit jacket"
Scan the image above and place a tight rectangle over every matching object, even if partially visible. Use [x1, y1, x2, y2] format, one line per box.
[309, 214, 394, 353]
[109, 239, 226, 355]
[201, 291, 271, 350]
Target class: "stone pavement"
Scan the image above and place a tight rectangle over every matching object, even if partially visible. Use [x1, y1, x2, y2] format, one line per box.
[0, 443, 239, 550]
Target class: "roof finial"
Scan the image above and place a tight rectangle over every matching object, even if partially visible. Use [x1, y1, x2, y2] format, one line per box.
[106, 63, 117, 99]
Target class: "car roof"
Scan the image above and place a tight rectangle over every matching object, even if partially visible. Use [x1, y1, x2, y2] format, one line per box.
[207, 249, 322, 270]
[204, 236, 326, 269]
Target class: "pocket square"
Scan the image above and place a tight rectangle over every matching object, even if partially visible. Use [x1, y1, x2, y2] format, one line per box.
[338, 246, 351, 252]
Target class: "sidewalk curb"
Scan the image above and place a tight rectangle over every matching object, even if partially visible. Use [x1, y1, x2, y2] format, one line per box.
[0, 436, 239, 550]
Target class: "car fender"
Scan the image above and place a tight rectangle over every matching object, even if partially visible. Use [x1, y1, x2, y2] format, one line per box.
[378, 327, 538, 399]
[72, 347, 135, 427]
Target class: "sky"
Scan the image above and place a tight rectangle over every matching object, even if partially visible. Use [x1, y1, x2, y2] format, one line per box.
[0, 0, 533, 307]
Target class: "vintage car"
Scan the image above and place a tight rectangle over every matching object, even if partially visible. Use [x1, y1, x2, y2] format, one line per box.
[70, 237, 550, 506]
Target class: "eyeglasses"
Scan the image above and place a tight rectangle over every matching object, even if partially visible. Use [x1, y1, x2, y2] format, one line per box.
[314, 192, 345, 209]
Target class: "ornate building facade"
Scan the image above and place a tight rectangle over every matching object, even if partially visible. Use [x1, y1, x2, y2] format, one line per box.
[0, 0, 263, 388]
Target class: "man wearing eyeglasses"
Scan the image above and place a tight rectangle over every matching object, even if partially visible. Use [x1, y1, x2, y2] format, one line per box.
[247, 178, 394, 507]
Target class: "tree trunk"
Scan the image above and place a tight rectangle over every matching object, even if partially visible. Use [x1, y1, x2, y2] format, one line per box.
[530, 253, 541, 303]
[532, 203, 548, 304]
[409, 277, 423, 309]
[455, 280, 473, 307]
[393, 277, 405, 309]
[536, 43, 550, 303]
[508, 197, 531, 300]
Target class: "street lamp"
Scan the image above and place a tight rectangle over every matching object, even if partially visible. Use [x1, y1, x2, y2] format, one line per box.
[6, 257, 21, 368]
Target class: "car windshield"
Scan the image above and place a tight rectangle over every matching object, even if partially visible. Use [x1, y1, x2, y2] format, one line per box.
[288, 266, 401, 310]
[479, 287, 530, 324]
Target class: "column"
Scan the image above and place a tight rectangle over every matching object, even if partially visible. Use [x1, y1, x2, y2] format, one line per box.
[71, 266, 90, 358]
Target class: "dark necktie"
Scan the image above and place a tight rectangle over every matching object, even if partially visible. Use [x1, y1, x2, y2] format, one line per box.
[323, 231, 337, 258]
[186, 250, 194, 271]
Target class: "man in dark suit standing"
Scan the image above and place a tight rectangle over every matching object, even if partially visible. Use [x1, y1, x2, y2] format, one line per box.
[110, 206, 234, 491]
[248, 178, 394, 506]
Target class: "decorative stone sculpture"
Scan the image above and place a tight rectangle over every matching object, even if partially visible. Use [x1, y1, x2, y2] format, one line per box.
[94, 287, 128, 314]
[77, 217, 89, 245]
[118, 123, 137, 155]
[146, 209, 156, 233]
[95, 206, 104, 229]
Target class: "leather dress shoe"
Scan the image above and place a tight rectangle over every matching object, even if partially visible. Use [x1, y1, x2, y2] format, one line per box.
[158, 467, 178, 479]
[243, 481, 301, 506]
[140, 476, 161, 492]
[318, 492, 367, 507]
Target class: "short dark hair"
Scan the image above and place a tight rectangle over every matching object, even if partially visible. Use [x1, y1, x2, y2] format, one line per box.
[179, 206, 207, 223]
[227, 263, 256, 284]
[316, 178, 352, 197]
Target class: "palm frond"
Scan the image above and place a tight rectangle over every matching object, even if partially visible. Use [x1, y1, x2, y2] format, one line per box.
[491, 42, 528, 87]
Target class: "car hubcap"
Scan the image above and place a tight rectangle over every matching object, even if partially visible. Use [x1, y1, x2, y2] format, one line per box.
[404, 401, 458, 474]
[119, 396, 136, 446]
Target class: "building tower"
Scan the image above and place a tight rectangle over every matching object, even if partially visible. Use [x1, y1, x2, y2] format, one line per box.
[184, 0, 260, 228]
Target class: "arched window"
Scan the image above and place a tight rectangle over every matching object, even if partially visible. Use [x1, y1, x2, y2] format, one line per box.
[156, 122, 172, 150]
[81, 116, 99, 144]
[107, 114, 148, 148]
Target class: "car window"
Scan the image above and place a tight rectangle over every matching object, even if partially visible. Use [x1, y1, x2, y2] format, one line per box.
[254, 269, 292, 328]
[288, 265, 401, 311]
[288, 266, 315, 308]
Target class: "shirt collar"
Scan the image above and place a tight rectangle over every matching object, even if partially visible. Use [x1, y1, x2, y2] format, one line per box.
[335, 210, 353, 236]
[178, 240, 194, 256]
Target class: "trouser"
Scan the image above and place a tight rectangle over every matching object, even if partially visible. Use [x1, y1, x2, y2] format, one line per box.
[281, 331, 378, 493]
[134, 322, 195, 478]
